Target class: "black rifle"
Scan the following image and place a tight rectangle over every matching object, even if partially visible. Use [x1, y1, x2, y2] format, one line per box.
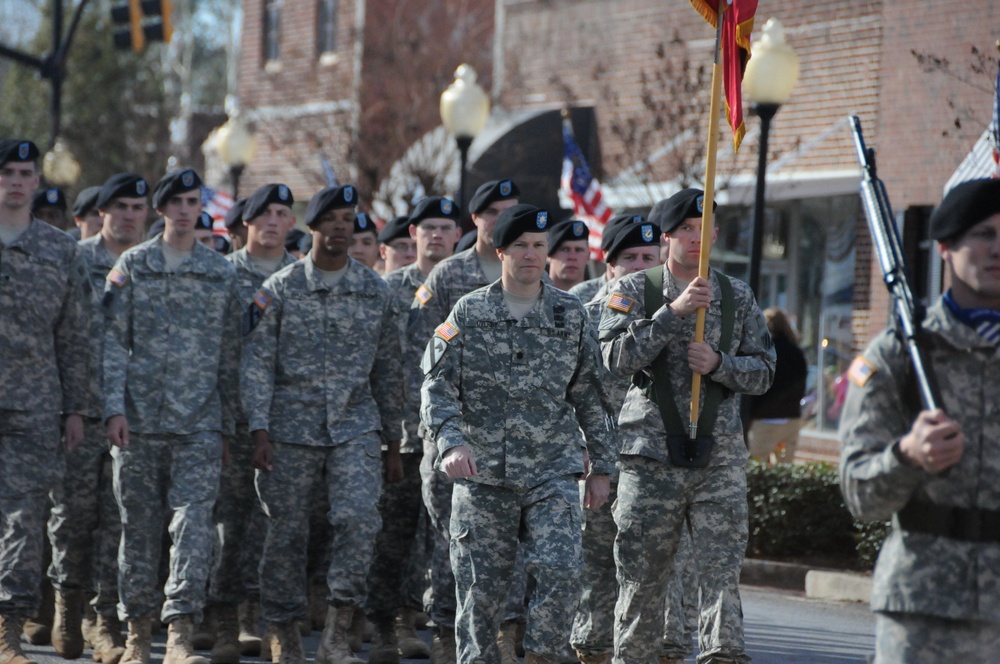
[849, 115, 941, 412]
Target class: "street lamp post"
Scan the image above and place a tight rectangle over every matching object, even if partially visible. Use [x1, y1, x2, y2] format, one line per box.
[440, 64, 490, 226]
[742, 18, 799, 301]
[216, 114, 257, 197]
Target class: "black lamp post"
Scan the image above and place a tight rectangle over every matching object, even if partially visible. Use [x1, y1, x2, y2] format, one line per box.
[742, 18, 799, 301]
[440, 64, 490, 228]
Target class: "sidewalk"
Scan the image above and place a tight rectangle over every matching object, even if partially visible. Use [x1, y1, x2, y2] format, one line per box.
[741, 557, 872, 603]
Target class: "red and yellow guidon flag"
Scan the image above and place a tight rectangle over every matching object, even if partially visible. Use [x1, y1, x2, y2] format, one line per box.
[690, 0, 758, 152]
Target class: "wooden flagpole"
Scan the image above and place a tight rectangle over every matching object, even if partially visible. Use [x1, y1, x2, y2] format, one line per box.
[689, 1, 727, 440]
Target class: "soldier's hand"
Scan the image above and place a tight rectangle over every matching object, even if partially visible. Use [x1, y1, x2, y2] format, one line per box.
[582, 448, 591, 476]
[584, 474, 610, 511]
[441, 445, 477, 479]
[688, 341, 722, 375]
[669, 277, 712, 318]
[252, 430, 274, 472]
[64, 414, 84, 452]
[899, 409, 964, 474]
[385, 446, 405, 484]
[106, 415, 129, 449]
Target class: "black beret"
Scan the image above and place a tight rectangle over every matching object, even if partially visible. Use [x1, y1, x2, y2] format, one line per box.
[409, 196, 460, 225]
[649, 188, 716, 234]
[930, 179, 1000, 241]
[285, 228, 311, 254]
[455, 229, 477, 253]
[243, 183, 294, 222]
[606, 221, 661, 263]
[493, 204, 550, 249]
[152, 169, 202, 209]
[147, 217, 165, 239]
[469, 179, 519, 215]
[211, 235, 231, 254]
[96, 173, 149, 210]
[32, 188, 67, 211]
[601, 213, 646, 252]
[378, 215, 412, 244]
[0, 139, 39, 167]
[354, 212, 377, 234]
[304, 184, 357, 227]
[224, 198, 247, 230]
[547, 219, 589, 256]
[72, 186, 102, 218]
[195, 211, 213, 231]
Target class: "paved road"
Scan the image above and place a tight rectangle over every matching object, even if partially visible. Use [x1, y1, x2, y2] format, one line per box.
[25, 586, 874, 664]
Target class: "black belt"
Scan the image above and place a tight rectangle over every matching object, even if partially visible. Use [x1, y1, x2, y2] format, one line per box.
[896, 502, 1000, 544]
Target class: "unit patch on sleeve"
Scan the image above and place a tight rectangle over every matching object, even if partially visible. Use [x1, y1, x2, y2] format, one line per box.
[435, 321, 459, 342]
[847, 355, 877, 387]
[415, 284, 433, 305]
[607, 293, 634, 314]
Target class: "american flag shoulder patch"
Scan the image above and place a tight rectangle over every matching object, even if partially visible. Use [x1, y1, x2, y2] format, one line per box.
[847, 355, 877, 388]
[435, 321, 459, 342]
[252, 290, 271, 311]
[415, 284, 433, 305]
[607, 293, 634, 314]
[108, 269, 127, 287]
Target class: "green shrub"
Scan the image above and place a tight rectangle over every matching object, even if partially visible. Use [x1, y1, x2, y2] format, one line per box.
[745, 459, 888, 569]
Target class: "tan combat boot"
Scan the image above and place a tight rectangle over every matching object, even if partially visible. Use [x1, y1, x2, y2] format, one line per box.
[270, 623, 303, 664]
[52, 588, 85, 659]
[23, 581, 53, 646]
[367, 618, 399, 664]
[209, 605, 240, 664]
[90, 614, 125, 664]
[163, 617, 210, 664]
[260, 624, 279, 664]
[395, 609, 429, 659]
[314, 607, 363, 664]
[429, 627, 456, 664]
[80, 605, 98, 650]
[0, 615, 38, 664]
[496, 621, 519, 664]
[119, 620, 151, 664]
[237, 601, 262, 657]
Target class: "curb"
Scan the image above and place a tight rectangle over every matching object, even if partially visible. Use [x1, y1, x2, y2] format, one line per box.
[741, 558, 872, 603]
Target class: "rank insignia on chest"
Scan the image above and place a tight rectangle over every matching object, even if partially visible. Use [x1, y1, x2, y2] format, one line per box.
[607, 293, 634, 313]
[108, 269, 127, 287]
[415, 284, 433, 305]
[847, 355, 877, 387]
[253, 290, 270, 311]
[435, 321, 459, 342]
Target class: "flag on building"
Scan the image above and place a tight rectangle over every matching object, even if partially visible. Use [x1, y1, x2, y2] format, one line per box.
[320, 150, 339, 187]
[202, 186, 234, 234]
[690, 0, 758, 152]
[561, 117, 612, 261]
[992, 54, 999, 178]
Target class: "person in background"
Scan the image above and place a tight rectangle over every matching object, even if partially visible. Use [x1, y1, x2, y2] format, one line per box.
[350, 212, 381, 271]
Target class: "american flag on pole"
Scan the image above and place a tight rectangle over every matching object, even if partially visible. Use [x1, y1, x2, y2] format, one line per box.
[202, 186, 234, 234]
[992, 54, 1000, 178]
[561, 116, 612, 261]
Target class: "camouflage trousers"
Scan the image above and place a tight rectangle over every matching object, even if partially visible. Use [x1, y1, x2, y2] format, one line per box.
[661, 525, 698, 659]
[875, 611, 1000, 663]
[451, 476, 582, 664]
[366, 451, 425, 621]
[0, 409, 63, 617]
[420, 438, 456, 630]
[111, 431, 222, 623]
[47, 417, 121, 616]
[256, 434, 382, 625]
[571, 479, 619, 656]
[208, 424, 258, 605]
[613, 456, 749, 664]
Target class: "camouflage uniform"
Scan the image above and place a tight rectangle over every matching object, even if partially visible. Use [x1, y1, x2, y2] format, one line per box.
[421, 281, 616, 664]
[102, 236, 241, 623]
[568, 276, 606, 308]
[599, 269, 774, 664]
[839, 299, 1000, 662]
[47, 234, 122, 618]
[408, 248, 493, 631]
[367, 263, 428, 622]
[209, 247, 298, 607]
[0, 219, 89, 617]
[241, 256, 402, 624]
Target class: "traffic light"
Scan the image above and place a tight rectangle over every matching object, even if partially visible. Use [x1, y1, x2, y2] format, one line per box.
[111, 0, 173, 53]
